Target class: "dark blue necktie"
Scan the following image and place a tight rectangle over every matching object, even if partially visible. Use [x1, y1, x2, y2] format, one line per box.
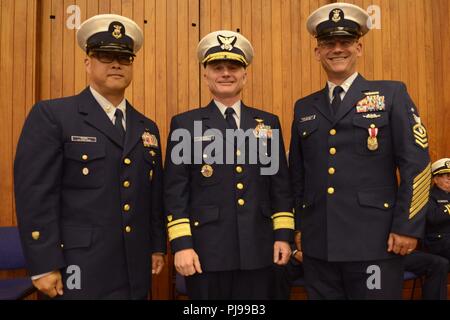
[331, 86, 344, 116]
[114, 109, 126, 142]
[225, 107, 238, 130]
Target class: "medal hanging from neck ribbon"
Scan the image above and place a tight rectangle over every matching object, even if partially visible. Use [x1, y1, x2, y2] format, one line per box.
[367, 126, 379, 151]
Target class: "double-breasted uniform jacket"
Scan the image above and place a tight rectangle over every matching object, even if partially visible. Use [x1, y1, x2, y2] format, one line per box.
[164, 101, 294, 272]
[424, 185, 450, 255]
[14, 87, 166, 299]
[289, 74, 431, 262]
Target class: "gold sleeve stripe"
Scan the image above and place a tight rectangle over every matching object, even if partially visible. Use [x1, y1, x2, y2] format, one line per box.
[409, 194, 429, 219]
[168, 223, 192, 241]
[413, 163, 431, 186]
[409, 163, 431, 219]
[167, 218, 190, 228]
[413, 171, 430, 190]
[412, 180, 430, 201]
[410, 190, 430, 213]
[271, 212, 294, 219]
[273, 216, 295, 230]
[411, 187, 429, 206]
[412, 188, 429, 206]
[412, 176, 431, 196]
[411, 190, 430, 209]
[413, 168, 431, 189]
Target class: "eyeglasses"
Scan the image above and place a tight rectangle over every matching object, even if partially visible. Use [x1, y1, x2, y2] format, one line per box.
[318, 38, 358, 49]
[89, 52, 134, 65]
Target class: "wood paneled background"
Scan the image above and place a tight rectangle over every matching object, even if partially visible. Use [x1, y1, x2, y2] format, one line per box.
[1, 0, 449, 299]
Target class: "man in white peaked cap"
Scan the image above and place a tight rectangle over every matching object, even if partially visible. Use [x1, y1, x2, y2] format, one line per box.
[289, 3, 431, 299]
[164, 30, 294, 299]
[14, 14, 166, 299]
[424, 158, 450, 262]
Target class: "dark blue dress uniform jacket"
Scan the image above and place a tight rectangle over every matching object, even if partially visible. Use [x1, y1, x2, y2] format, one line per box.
[289, 75, 431, 262]
[14, 87, 166, 299]
[164, 101, 294, 272]
[424, 185, 450, 254]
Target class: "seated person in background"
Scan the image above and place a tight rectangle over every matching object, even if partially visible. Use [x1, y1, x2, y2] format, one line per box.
[424, 158, 450, 263]
[273, 222, 449, 300]
[404, 250, 448, 300]
[273, 231, 305, 300]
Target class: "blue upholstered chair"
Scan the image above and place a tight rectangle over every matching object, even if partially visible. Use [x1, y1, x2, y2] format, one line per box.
[0, 226, 35, 300]
[403, 270, 422, 300]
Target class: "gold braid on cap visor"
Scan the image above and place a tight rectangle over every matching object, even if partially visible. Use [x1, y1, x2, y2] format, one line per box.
[433, 168, 450, 176]
[202, 52, 248, 66]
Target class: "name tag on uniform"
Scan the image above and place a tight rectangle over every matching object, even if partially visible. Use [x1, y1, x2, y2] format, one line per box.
[438, 200, 449, 204]
[194, 135, 215, 142]
[71, 136, 97, 143]
[300, 115, 316, 123]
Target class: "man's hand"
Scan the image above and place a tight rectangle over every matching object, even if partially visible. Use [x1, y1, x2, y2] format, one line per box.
[174, 248, 202, 276]
[294, 231, 301, 251]
[32, 270, 63, 298]
[152, 253, 165, 275]
[292, 250, 303, 263]
[293, 231, 303, 262]
[274, 241, 291, 266]
[387, 233, 418, 256]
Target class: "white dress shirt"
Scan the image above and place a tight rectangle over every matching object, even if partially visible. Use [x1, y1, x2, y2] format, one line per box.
[90, 86, 127, 131]
[214, 100, 241, 129]
[327, 72, 359, 103]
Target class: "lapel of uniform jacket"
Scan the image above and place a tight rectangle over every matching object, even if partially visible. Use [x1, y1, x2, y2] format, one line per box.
[312, 87, 334, 123]
[77, 87, 124, 148]
[203, 100, 235, 149]
[239, 102, 256, 132]
[332, 74, 368, 126]
[238, 103, 258, 150]
[123, 102, 146, 157]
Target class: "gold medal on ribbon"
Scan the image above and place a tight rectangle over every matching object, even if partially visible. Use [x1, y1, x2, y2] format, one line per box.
[367, 126, 379, 151]
[201, 164, 214, 178]
[367, 136, 378, 151]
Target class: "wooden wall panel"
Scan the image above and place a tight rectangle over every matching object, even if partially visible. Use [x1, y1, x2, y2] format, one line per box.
[0, 0, 38, 227]
[12, 1, 29, 227]
[198, 0, 332, 142]
[0, 0, 14, 228]
[0, 0, 38, 285]
[1, 0, 450, 300]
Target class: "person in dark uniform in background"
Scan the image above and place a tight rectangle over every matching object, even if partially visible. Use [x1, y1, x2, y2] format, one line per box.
[289, 3, 431, 299]
[404, 250, 448, 300]
[164, 30, 294, 299]
[424, 158, 450, 263]
[14, 14, 166, 299]
[274, 233, 449, 300]
[405, 158, 450, 300]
